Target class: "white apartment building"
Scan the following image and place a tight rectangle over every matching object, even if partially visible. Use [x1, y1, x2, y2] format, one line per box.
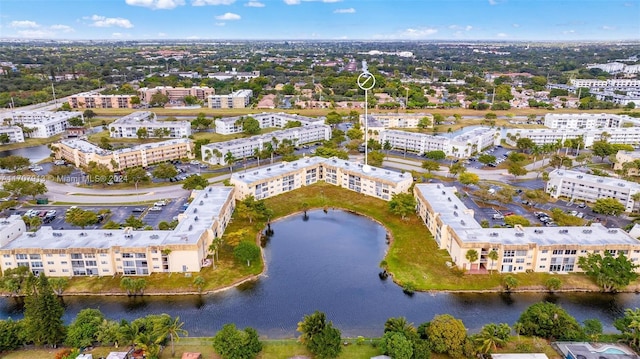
[54, 138, 194, 171]
[201, 125, 331, 165]
[361, 113, 433, 129]
[230, 156, 412, 201]
[505, 127, 640, 148]
[137, 86, 215, 103]
[543, 113, 633, 129]
[214, 112, 324, 135]
[208, 90, 253, 109]
[0, 186, 235, 277]
[414, 183, 640, 273]
[0, 126, 25, 143]
[546, 169, 640, 212]
[586, 62, 640, 75]
[379, 127, 498, 157]
[109, 111, 191, 139]
[569, 79, 640, 89]
[207, 69, 260, 81]
[3, 111, 81, 138]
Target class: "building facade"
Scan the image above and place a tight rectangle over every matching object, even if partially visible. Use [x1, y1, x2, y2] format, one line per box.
[414, 183, 640, 273]
[0, 187, 235, 277]
[546, 169, 640, 212]
[361, 113, 433, 129]
[208, 90, 253, 109]
[230, 156, 412, 201]
[109, 111, 191, 139]
[138, 86, 215, 104]
[201, 125, 331, 165]
[214, 112, 324, 135]
[543, 113, 632, 129]
[505, 127, 640, 148]
[3, 111, 81, 138]
[54, 138, 194, 171]
[379, 127, 498, 157]
[614, 150, 640, 176]
[69, 92, 135, 109]
[0, 126, 25, 143]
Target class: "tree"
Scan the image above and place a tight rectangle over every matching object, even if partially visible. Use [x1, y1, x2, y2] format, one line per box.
[0, 133, 10, 144]
[583, 318, 603, 341]
[136, 127, 149, 139]
[182, 174, 209, 190]
[366, 150, 385, 167]
[388, 192, 416, 220]
[465, 249, 479, 270]
[577, 251, 638, 292]
[516, 302, 585, 340]
[504, 215, 530, 227]
[380, 332, 413, 359]
[421, 160, 440, 173]
[123, 215, 145, 229]
[545, 277, 562, 292]
[83, 109, 96, 120]
[234, 241, 261, 266]
[213, 323, 262, 359]
[591, 141, 615, 161]
[224, 151, 235, 172]
[516, 138, 536, 153]
[150, 92, 169, 107]
[65, 208, 98, 229]
[0, 319, 25, 352]
[0, 155, 30, 171]
[507, 163, 528, 178]
[592, 197, 625, 216]
[424, 150, 446, 160]
[346, 127, 364, 141]
[478, 153, 496, 165]
[502, 275, 518, 292]
[48, 277, 68, 296]
[193, 276, 205, 293]
[459, 172, 479, 187]
[240, 116, 261, 135]
[417, 116, 432, 131]
[23, 274, 66, 346]
[65, 308, 105, 348]
[68, 116, 84, 126]
[426, 314, 467, 357]
[155, 314, 188, 357]
[614, 308, 640, 350]
[297, 311, 341, 359]
[153, 162, 178, 181]
[448, 162, 466, 178]
[3, 180, 47, 200]
[507, 152, 526, 163]
[123, 167, 149, 190]
[325, 111, 342, 126]
[488, 250, 499, 273]
[86, 162, 112, 186]
[473, 323, 510, 354]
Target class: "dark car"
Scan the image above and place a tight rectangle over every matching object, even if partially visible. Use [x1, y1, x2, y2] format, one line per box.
[132, 208, 145, 213]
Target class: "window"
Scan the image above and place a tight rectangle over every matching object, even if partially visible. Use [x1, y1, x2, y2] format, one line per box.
[61, 261, 68, 265]
[47, 261, 54, 265]
[3, 254, 11, 258]
[539, 265, 546, 269]
[62, 269, 69, 273]
[541, 250, 548, 254]
[515, 250, 527, 256]
[16, 254, 27, 260]
[516, 258, 525, 263]
[565, 249, 576, 255]
[503, 258, 513, 263]
[101, 261, 108, 265]
[504, 250, 515, 257]
[552, 250, 563, 255]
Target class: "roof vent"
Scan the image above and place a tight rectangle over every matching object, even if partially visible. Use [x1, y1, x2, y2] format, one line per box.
[193, 208, 198, 213]
[27, 232, 36, 237]
[559, 229, 569, 234]
[79, 232, 87, 237]
[447, 197, 452, 202]
[618, 182, 625, 187]
[150, 234, 159, 239]
[453, 211, 458, 216]
[188, 225, 193, 231]
[254, 171, 259, 175]
[208, 187, 212, 192]
[104, 233, 113, 237]
[53, 232, 62, 237]
[194, 216, 198, 221]
[515, 232, 524, 237]
[583, 229, 592, 234]
[577, 175, 583, 179]
[608, 229, 618, 233]
[534, 229, 543, 234]
[442, 190, 446, 195]
[460, 220, 465, 225]
[124, 234, 133, 239]
[437, 184, 441, 189]
[454, 205, 458, 209]
[490, 232, 499, 237]
[199, 200, 204, 205]
[597, 179, 604, 183]
[267, 168, 271, 171]
[204, 193, 208, 198]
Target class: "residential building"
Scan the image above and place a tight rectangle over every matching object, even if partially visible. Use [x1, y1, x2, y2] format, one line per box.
[379, 127, 498, 157]
[53, 138, 194, 171]
[361, 113, 433, 129]
[543, 113, 633, 129]
[0, 186, 235, 277]
[69, 91, 135, 109]
[201, 125, 330, 165]
[505, 127, 640, 148]
[138, 86, 215, 104]
[569, 78, 640, 89]
[214, 112, 324, 135]
[207, 69, 260, 81]
[614, 150, 640, 176]
[109, 111, 191, 139]
[546, 169, 640, 212]
[208, 90, 253, 109]
[230, 156, 412, 201]
[0, 126, 25, 143]
[414, 183, 640, 273]
[2, 111, 81, 138]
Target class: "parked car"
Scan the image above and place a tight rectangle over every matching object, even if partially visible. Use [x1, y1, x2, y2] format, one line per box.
[149, 206, 163, 211]
[577, 202, 587, 209]
[503, 212, 514, 216]
[54, 160, 66, 166]
[132, 208, 145, 213]
[154, 201, 167, 207]
[190, 160, 200, 165]
[492, 213, 504, 220]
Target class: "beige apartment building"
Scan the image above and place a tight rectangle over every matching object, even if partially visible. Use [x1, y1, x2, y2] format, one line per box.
[414, 183, 640, 274]
[0, 187, 235, 277]
[231, 156, 413, 201]
[53, 138, 194, 171]
[138, 86, 215, 103]
[69, 92, 135, 109]
[614, 150, 640, 176]
[208, 90, 253, 109]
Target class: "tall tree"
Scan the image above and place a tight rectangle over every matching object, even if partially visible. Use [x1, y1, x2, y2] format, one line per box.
[65, 308, 105, 348]
[388, 192, 416, 220]
[426, 314, 467, 358]
[65, 208, 98, 229]
[154, 314, 188, 357]
[233, 242, 261, 266]
[23, 274, 66, 346]
[213, 323, 262, 359]
[152, 162, 178, 181]
[578, 251, 638, 292]
[516, 302, 584, 340]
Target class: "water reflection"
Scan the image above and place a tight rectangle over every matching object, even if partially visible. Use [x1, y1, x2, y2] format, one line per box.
[1, 209, 639, 337]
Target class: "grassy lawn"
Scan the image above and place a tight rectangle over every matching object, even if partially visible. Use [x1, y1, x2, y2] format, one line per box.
[0, 134, 61, 152]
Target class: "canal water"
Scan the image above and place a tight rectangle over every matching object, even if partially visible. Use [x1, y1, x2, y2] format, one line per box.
[1, 209, 639, 338]
[0, 144, 51, 163]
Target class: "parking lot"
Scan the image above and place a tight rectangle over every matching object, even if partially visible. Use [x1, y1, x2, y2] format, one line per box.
[13, 199, 188, 230]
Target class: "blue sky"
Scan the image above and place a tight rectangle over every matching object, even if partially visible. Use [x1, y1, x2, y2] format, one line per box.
[1, 0, 639, 41]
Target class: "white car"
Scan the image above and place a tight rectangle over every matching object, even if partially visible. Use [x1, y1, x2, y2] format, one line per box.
[154, 201, 166, 207]
[190, 160, 200, 165]
[149, 206, 163, 211]
[54, 160, 66, 166]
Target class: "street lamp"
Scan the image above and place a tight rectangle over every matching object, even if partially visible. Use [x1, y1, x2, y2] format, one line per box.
[357, 61, 375, 172]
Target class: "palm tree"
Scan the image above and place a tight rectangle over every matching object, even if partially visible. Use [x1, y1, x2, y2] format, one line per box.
[208, 236, 223, 267]
[224, 151, 235, 172]
[488, 250, 499, 274]
[475, 323, 510, 354]
[384, 317, 415, 336]
[632, 192, 640, 213]
[465, 249, 479, 271]
[154, 314, 188, 357]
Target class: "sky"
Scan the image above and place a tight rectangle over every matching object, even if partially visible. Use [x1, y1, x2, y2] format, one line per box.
[0, 0, 639, 41]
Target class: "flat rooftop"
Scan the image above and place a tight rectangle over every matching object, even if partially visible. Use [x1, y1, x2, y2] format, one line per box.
[215, 112, 321, 125]
[202, 125, 328, 150]
[0, 186, 234, 251]
[549, 169, 640, 190]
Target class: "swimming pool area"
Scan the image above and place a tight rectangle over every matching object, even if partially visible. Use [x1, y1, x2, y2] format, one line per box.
[555, 342, 636, 359]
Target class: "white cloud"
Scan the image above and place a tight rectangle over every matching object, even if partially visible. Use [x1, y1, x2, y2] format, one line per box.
[125, 0, 185, 9]
[10, 20, 39, 28]
[334, 8, 355, 13]
[512, 23, 520, 28]
[601, 25, 615, 30]
[50, 24, 75, 32]
[284, 0, 300, 4]
[86, 15, 134, 28]
[496, 32, 508, 37]
[17, 29, 53, 38]
[245, 1, 265, 6]
[375, 27, 438, 39]
[488, 0, 498, 4]
[157, 32, 167, 37]
[111, 32, 131, 38]
[215, 12, 241, 20]
[284, 0, 341, 4]
[322, 0, 342, 2]
[449, 24, 472, 31]
[562, 29, 575, 34]
[193, 0, 235, 5]
[215, 22, 226, 26]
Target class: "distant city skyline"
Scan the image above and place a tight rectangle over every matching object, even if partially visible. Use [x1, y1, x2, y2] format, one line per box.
[1, 0, 639, 41]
